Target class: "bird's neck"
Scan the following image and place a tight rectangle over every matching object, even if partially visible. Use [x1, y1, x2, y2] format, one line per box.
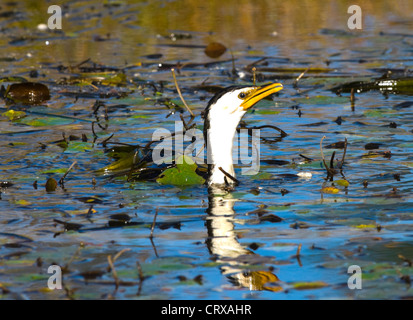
[205, 111, 244, 186]
[207, 130, 236, 185]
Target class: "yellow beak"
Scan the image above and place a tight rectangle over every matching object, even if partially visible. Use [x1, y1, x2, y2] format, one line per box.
[241, 83, 283, 110]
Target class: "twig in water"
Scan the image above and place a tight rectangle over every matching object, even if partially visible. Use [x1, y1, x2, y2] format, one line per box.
[329, 151, 336, 170]
[171, 68, 194, 118]
[218, 167, 240, 186]
[136, 261, 145, 296]
[299, 154, 313, 162]
[113, 248, 131, 263]
[246, 57, 267, 70]
[100, 133, 114, 148]
[252, 67, 257, 86]
[350, 88, 355, 111]
[320, 136, 349, 181]
[179, 113, 196, 130]
[86, 205, 94, 220]
[398, 254, 412, 267]
[230, 50, 237, 76]
[196, 143, 205, 158]
[338, 138, 348, 170]
[107, 248, 131, 291]
[252, 124, 288, 138]
[59, 160, 77, 186]
[294, 66, 310, 88]
[150, 237, 159, 258]
[92, 100, 105, 115]
[62, 242, 84, 273]
[67, 58, 91, 73]
[296, 243, 303, 267]
[91, 121, 98, 142]
[107, 255, 118, 291]
[296, 243, 302, 256]
[127, 148, 140, 181]
[104, 104, 109, 121]
[320, 136, 329, 174]
[149, 208, 159, 239]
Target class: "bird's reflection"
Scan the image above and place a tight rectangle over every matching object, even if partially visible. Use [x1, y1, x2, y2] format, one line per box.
[205, 185, 282, 292]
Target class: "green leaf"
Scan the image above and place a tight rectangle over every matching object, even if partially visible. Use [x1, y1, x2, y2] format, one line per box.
[156, 155, 205, 186]
[291, 281, 328, 290]
[64, 141, 93, 153]
[19, 116, 73, 127]
[2, 109, 27, 121]
[322, 186, 339, 194]
[41, 168, 68, 174]
[249, 171, 273, 180]
[335, 179, 350, 187]
[78, 72, 127, 86]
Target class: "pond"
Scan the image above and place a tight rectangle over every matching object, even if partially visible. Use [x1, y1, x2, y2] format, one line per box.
[0, 0, 413, 300]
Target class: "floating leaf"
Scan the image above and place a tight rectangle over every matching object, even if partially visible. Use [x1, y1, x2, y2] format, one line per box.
[41, 168, 68, 174]
[335, 179, 350, 187]
[291, 281, 328, 290]
[64, 141, 93, 153]
[140, 257, 194, 276]
[156, 155, 205, 186]
[77, 72, 127, 86]
[18, 116, 74, 127]
[322, 186, 339, 194]
[249, 171, 273, 180]
[12, 199, 31, 206]
[0, 76, 28, 83]
[101, 151, 141, 172]
[5, 82, 50, 105]
[363, 109, 389, 118]
[204, 42, 227, 58]
[2, 109, 27, 121]
[355, 224, 376, 229]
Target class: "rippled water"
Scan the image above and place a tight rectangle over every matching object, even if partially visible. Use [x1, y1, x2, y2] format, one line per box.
[1, 0, 413, 300]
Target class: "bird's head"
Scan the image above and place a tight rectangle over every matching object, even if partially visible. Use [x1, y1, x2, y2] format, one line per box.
[204, 82, 283, 186]
[205, 83, 284, 127]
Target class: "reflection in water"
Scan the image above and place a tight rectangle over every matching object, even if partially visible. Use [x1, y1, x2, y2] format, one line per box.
[205, 186, 282, 292]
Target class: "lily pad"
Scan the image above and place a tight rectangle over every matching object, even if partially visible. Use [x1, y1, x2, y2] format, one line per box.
[156, 155, 205, 186]
[18, 116, 74, 127]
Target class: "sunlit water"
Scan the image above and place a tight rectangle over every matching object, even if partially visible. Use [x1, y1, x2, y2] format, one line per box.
[0, 0, 413, 299]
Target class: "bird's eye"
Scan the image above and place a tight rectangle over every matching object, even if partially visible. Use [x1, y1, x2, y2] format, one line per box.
[238, 92, 246, 99]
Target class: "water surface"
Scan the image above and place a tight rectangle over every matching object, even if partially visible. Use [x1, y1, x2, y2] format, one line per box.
[1, 0, 413, 300]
